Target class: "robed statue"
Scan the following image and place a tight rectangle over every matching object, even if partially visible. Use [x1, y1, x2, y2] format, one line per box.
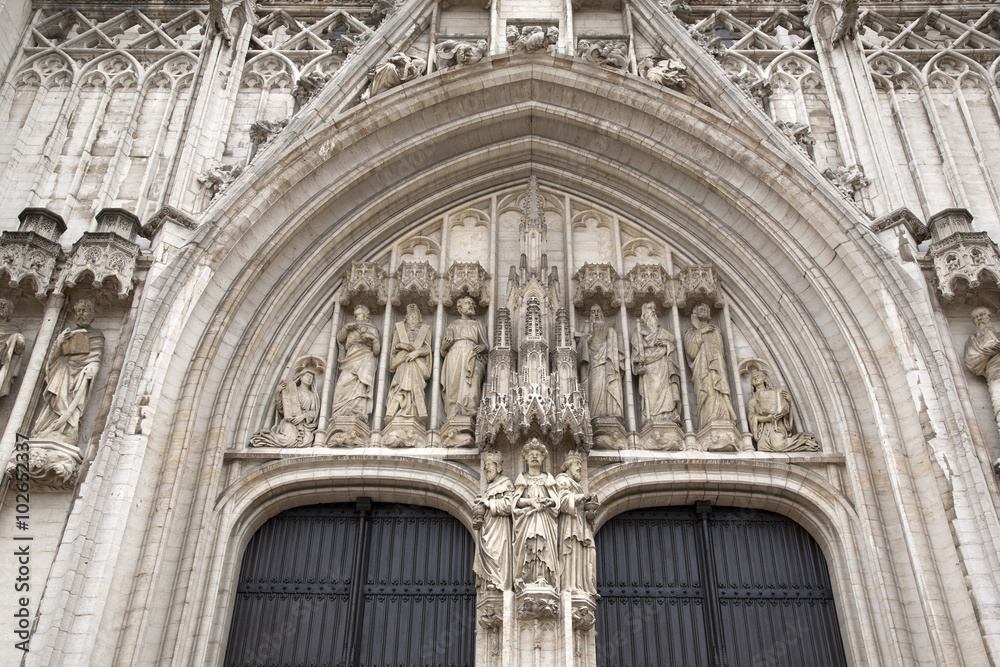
[684, 302, 736, 426]
[747, 369, 818, 452]
[631, 301, 681, 425]
[472, 450, 513, 593]
[0, 298, 25, 398]
[577, 304, 625, 419]
[32, 299, 104, 445]
[249, 364, 321, 448]
[556, 452, 598, 595]
[512, 438, 559, 590]
[331, 304, 380, 420]
[385, 303, 432, 420]
[441, 296, 488, 420]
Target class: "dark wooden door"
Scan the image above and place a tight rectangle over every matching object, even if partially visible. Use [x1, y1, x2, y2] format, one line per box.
[596, 503, 848, 667]
[224, 500, 475, 667]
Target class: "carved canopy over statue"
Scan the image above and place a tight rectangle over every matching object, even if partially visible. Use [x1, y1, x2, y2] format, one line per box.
[32, 299, 104, 445]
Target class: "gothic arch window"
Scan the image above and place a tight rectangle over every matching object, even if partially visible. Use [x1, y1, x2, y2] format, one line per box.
[595, 504, 848, 667]
[224, 501, 475, 667]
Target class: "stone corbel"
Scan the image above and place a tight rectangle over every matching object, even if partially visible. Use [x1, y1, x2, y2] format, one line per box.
[674, 264, 723, 312]
[0, 208, 66, 299]
[5, 438, 81, 492]
[441, 262, 491, 309]
[60, 208, 143, 300]
[391, 261, 439, 312]
[926, 209, 1000, 304]
[339, 261, 388, 309]
[623, 263, 673, 311]
[572, 263, 621, 311]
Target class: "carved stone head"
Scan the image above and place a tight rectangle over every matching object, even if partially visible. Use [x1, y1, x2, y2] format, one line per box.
[520, 438, 548, 473]
[404, 303, 422, 327]
[561, 451, 583, 481]
[589, 304, 604, 324]
[973, 306, 993, 329]
[750, 369, 771, 391]
[691, 302, 711, 325]
[457, 296, 476, 318]
[482, 450, 503, 482]
[74, 299, 96, 327]
[0, 298, 13, 322]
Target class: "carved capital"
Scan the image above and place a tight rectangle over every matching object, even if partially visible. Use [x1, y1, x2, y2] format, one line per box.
[570, 598, 597, 631]
[442, 262, 490, 309]
[381, 418, 427, 448]
[340, 261, 389, 309]
[675, 265, 723, 311]
[391, 261, 439, 312]
[623, 263, 673, 310]
[573, 263, 621, 311]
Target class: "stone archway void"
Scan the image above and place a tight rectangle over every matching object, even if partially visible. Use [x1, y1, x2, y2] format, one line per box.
[224, 501, 475, 667]
[596, 504, 848, 667]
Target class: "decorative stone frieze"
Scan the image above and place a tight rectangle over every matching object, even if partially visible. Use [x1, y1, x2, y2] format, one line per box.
[441, 261, 490, 308]
[926, 208, 1000, 303]
[339, 261, 388, 308]
[674, 264, 723, 310]
[435, 39, 487, 69]
[61, 208, 142, 299]
[361, 53, 426, 100]
[623, 263, 673, 310]
[572, 263, 621, 311]
[0, 208, 66, 298]
[506, 24, 559, 55]
[391, 261, 438, 311]
[577, 38, 629, 70]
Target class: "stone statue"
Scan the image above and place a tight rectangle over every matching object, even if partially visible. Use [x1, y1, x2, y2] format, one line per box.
[0, 298, 26, 398]
[441, 296, 488, 420]
[249, 365, 321, 448]
[577, 304, 625, 419]
[965, 307, 1000, 437]
[556, 452, 598, 595]
[32, 299, 104, 444]
[435, 39, 487, 68]
[747, 369, 819, 452]
[507, 25, 559, 55]
[631, 302, 681, 424]
[512, 438, 559, 590]
[684, 302, 736, 425]
[362, 53, 426, 100]
[472, 450, 514, 593]
[331, 304, 380, 420]
[385, 303, 432, 420]
[638, 56, 690, 90]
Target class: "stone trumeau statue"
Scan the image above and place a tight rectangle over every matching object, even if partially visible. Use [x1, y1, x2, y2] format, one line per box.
[631, 301, 681, 425]
[577, 304, 625, 419]
[511, 438, 559, 590]
[385, 303, 432, 420]
[249, 363, 321, 448]
[472, 450, 514, 594]
[0, 297, 26, 398]
[32, 299, 104, 445]
[440, 296, 488, 420]
[331, 304, 381, 420]
[684, 302, 737, 426]
[556, 451, 598, 595]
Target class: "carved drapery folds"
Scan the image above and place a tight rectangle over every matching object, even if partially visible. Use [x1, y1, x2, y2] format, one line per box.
[361, 52, 426, 100]
[61, 208, 143, 300]
[249, 356, 325, 448]
[926, 209, 1000, 304]
[0, 208, 66, 298]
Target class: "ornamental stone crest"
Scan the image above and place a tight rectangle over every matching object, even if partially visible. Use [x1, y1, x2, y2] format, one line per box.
[623, 263, 673, 310]
[441, 261, 491, 308]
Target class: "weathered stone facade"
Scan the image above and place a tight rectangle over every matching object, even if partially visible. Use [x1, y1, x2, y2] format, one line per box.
[1, 0, 1000, 664]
